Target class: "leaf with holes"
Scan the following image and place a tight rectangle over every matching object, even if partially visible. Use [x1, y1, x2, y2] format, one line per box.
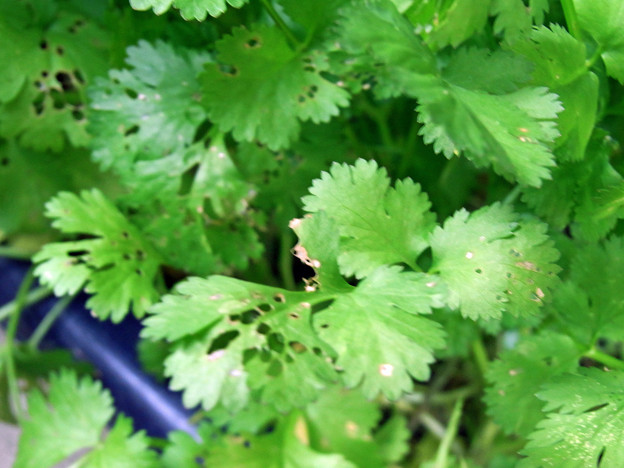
[302, 159, 436, 278]
[485, 332, 581, 436]
[200, 24, 350, 150]
[88, 40, 209, 186]
[0, 2, 111, 151]
[129, 0, 249, 21]
[429, 203, 561, 321]
[33, 189, 163, 321]
[142, 275, 337, 412]
[520, 368, 624, 467]
[15, 369, 158, 468]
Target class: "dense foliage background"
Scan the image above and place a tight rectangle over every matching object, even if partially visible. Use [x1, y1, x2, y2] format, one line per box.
[1, 0, 624, 466]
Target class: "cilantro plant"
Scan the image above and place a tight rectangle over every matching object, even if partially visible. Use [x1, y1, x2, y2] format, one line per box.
[1, 0, 624, 466]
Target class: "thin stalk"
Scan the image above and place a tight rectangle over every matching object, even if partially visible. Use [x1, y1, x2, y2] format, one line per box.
[3, 267, 36, 420]
[260, 0, 299, 48]
[27, 293, 75, 350]
[585, 347, 624, 371]
[471, 338, 489, 377]
[358, 97, 394, 151]
[560, 0, 582, 39]
[0, 286, 51, 322]
[434, 398, 465, 468]
[502, 185, 522, 206]
[279, 231, 296, 291]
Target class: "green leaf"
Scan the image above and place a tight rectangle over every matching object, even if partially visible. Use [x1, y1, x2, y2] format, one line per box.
[204, 412, 357, 468]
[512, 25, 598, 160]
[417, 83, 562, 187]
[15, 369, 113, 468]
[312, 266, 446, 399]
[200, 25, 350, 150]
[302, 159, 436, 278]
[427, 0, 491, 49]
[143, 275, 337, 412]
[88, 40, 209, 183]
[0, 2, 111, 151]
[33, 189, 163, 321]
[485, 332, 581, 436]
[305, 387, 409, 467]
[430, 203, 561, 321]
[15, 370, 158, 468]
[129, 0, 249, 20]
[490, 0, 549, 42]
[520, 368, 624, 467]
[574, 0, 624, 83]
[337, 0, 438, 99]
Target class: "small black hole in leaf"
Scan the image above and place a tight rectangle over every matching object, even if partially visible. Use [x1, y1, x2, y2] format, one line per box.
[72, 109, 84, 120]
[50, 89, 64, 109]
[123, 253, 131, 260]
[267, 333, 284, 353]
[135, 269, 143, 276]
[288, 312, 300, 319]
[56, 46, 64, 56]
[475, 268, 482, 274]
[303, 65, 315, 72]
[218, 64, 238, 76]
[121, 231, 129, 238]
[41, 71, 49, 78]
[40, 40, 48, 50]
[273, 293, 285, 303]
[1, 157, 9, 167]
[245, 37, 261, 48]
[298, 95, 306, 103]
[583, 403, 608, 413]
[125, 88, 138, 99]
[256, 303, 273, 313]
[55, 72, 74, 92]
[208, 330, 240, 354]
[240, 309, 261, 324]
[124, 125, 139, 136]
[320, 323, 329, 329]
[136, 249, 145, 261]
[257, 323, 271, 335]
[74, 69, 85, 84]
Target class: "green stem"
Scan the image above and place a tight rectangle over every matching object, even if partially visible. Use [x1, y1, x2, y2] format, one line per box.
[27, 293, 75, 350]
[502, 185, 522, 206]
[260, 0, 299, 48]
[3, 267, 36, 420]
[0, 246, 32, 260]
[560, 0, 581, 39]
[471, 338, 489, 377]
[358, 97, 394, 151]
[585, 347, 624, 371]
[0, 286, 51, 322]
[279, 230, 296, 291]
[434, 398, 465, 468]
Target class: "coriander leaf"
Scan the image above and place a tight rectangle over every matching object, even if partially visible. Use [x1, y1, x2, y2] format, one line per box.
[33, 189, 163, 321]
[0, 3, 110, 151]
[512, 25, 598, 160]
[0, 139, 103, 241]
[337, 0, 438, 99]
[490, 0, 549, 42]
[15, 369, 113, 468]
[200, 25, 349, 150]
[302, 159, 436, 278]
[143, 275, 337, 412]
[305, 387, 409, 467]
[520, 368, 624, 467]
[521, 130, 622, 235]
[417, 84, 562, 187]
[427, 0, 491, 49]
[204, 412, 357, 468]
[80, 415, 158, 468]
[441, 47, 532, 94]
[430, 203, 560, 321]
[485, 332, 581, 436]
[129, 0, 249, 20]
[162, 423, 220, 468]
[88, 40, 209, 181]
[574, 0, 624, 83]
[278, 0, 348, 46]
